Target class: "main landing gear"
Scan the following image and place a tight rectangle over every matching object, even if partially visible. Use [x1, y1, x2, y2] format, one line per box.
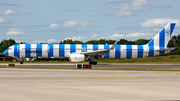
[20, 61, 23, 64]
[89, 56, 97, 65]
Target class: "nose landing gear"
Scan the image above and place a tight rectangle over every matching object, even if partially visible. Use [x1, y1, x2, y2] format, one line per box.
[14, 57, 24, 64]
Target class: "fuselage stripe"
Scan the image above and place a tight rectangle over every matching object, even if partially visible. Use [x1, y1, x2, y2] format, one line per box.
[137, 45, 143, 58]
[82, 44, 87, 52]
[14, 45, 20, 58]
[115, 45, 121, 58]
[36, 44, 42, 57]
[48, 44, 53, 57]
[25, 44, 31, 57]
[126, 45, 132, 58]
[93, 44, 98, 51]
[104, 45, 109, 58]
[70, 44, 76, 54]
[59, 44, 64, 57]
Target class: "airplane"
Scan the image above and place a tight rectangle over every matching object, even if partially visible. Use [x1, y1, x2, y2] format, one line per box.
[3, 23, 176, 65]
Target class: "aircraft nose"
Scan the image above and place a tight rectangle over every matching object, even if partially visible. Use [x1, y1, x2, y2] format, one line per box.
[3, 50, 8, 56]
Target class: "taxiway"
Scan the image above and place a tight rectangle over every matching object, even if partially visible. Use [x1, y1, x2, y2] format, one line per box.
[1, 63, 180, 69]
[0, 68, 180, 101]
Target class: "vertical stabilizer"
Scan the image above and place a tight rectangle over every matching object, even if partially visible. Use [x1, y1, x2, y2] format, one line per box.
[147, 23, 176, 48]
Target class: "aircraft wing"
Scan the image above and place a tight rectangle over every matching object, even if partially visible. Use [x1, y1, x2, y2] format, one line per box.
[80, 41, 117, 57]
[81, 50, 108, 57]
[155, 47, 176, 52]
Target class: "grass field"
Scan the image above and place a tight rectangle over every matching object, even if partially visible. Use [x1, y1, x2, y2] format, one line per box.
[96, 55, 180, 63]
[0, 55, 180, 64]
[0, 55, 180, 71]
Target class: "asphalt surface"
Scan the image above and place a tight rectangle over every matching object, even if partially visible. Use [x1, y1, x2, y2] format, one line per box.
[0, 68, 180, 101]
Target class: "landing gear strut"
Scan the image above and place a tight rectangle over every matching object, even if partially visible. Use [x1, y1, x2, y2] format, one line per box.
[14, 57, 23, 64]
[89, 56, 97, 65]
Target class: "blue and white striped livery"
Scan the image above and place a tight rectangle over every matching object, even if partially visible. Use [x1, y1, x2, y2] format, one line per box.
[3, 23, 176, 64]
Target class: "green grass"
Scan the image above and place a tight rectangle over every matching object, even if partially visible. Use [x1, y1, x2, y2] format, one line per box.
[95, 55, 180, 63]
[0, 55, 180, 64]
[1, 55, 180, 71]
[92, 67, 180, 71]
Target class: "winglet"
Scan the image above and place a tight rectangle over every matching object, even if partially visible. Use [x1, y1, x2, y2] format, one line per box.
[109, 41, 117, 50]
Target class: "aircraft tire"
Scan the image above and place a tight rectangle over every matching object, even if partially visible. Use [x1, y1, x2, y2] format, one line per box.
[20, 61, 23, 64]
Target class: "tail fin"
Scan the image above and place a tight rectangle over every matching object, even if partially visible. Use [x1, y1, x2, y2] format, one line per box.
[147, 23, 176, 48]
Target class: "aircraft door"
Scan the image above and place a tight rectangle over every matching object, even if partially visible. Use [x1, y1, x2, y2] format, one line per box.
[47, 46, 49, 53]
[48, 44, 53, 57]
[143, 48, 149, 57]
[17, 45, 20, 52]
[31, 44, 37, 57]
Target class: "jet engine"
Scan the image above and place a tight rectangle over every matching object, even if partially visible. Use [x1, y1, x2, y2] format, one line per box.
[69, 54, 85, 62]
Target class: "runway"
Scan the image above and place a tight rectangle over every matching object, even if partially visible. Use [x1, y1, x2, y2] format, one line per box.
[0, 68, 180, 101]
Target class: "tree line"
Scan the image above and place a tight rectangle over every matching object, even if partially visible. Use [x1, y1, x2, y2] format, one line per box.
[0, 35, 180, 55]
[0, 39, 16, 53]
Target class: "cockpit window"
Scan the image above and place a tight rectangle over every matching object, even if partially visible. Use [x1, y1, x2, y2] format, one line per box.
[8, 48, 12, 50]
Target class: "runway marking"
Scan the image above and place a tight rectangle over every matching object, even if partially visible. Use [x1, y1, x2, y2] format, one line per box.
[27, 73, 37, 74]
[67, 76, 140, 79]
[3, 77, 64, 80]
[1, 76, 139, 80]
[151, 73, 180, 75]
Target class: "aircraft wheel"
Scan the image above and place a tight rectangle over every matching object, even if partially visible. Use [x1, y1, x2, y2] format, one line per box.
[20, 61, 23, 64]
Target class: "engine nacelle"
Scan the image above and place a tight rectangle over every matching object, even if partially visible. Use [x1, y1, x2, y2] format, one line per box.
[69, 54, 85, 62]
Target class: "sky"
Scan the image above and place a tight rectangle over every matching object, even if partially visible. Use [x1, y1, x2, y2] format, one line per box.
[0, 0, 180, 43]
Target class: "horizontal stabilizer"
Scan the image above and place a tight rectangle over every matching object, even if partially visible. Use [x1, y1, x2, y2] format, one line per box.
[155, 47, 176, 52]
